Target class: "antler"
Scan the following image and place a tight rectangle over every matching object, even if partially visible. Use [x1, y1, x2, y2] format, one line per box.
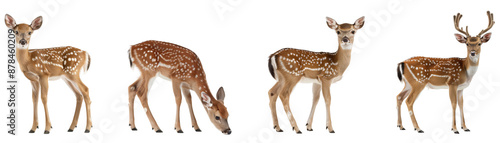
[477, 11, 495, 37]
[454, 13, 471, 37]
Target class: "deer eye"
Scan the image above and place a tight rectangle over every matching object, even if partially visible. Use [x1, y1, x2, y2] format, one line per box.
[336, 31, 340, 34]
[351, 31, 355, 34]
[466, 44, 469, 46]
[478, 43, 482, 46]
[28, 32, 32, 35]
[15, 31, 18, 35]
[215, 116, 221, 120]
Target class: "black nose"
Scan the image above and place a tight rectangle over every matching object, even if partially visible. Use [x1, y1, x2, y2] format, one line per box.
[223, 129, 232, 135]
[342, 37, 349, 43]
[20, 39, 27, 45]
[471, 52, 476, 56]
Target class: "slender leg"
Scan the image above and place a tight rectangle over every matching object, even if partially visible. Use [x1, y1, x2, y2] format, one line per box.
[65, 79, 83, 132]
[182, 87, 201, 132]
[68, 76, 92, 133]
[137, 76, 162, 133]
[449, 86, 459, 134]
[39, 76, 51, 134]
[457, 90, 469, 132]
[321, 80, 335, 133]
[29, 80, 40, 133]
[172, 80, 183, 133]
[306, 83, 321, 131]
[396, 82, 411, 130]
[280, 80, 300, 134]
[128, 79, 140, 131]
[269, 80, 283, 132]
[405, 85, 425, 133]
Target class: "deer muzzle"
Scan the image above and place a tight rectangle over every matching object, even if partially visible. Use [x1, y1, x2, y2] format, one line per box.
[342, 36, 349, 43]
[19, 39, 27, 45]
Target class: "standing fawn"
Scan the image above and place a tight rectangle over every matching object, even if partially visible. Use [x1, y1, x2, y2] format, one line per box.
[4, 14, 92, 134]
[128, 40, 231, 134]
[396, 11, 494, 134]
[268, 16, 365, 133]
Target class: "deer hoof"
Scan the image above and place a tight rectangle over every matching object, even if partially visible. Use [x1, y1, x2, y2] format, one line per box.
[85, 129, 90, 133]
[44, 130, 50, 134]
[29, 130, 35, 133]
[68, 129, 73, 132]
[156, 129, 163, 133]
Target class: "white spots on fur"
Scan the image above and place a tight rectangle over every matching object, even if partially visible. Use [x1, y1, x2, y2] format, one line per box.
[274, 48, 339, 78]
[30, 46, 85, 75]
[405, 57, 465, 84]
[130, 40, 209, 91]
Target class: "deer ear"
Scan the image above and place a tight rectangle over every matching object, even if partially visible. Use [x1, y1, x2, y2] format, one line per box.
[30, 16, 43, 30]
[216, 87, 225, 102]
[5, 14, 16, 29]
[201, 92, 213, 108]
[481, 33, 492, 43]
[326, 17, 338, 30]
[354, 16, 365, 29]
[455, 34, 467, 43]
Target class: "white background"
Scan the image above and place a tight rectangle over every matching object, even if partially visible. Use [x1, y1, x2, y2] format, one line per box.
[1, 0, 500, 142]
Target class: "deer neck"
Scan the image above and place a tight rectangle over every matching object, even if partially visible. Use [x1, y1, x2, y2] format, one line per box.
[16, 48, 32, 69]
[193, 78, 214, 101]
[333, 45, 352, 75]
[464, 54, 479, 79]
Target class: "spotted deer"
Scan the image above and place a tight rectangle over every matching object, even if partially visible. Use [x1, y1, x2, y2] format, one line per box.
[128, 40, 231, 134]
[4, 14, 92, 134]
[267, 16, 364, 133]
[396, 11, 494, 134]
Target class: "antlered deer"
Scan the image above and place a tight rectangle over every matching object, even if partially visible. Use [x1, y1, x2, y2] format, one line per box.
[128, 40, 231, 134]
[268, 16, 365, 133]
[396, 11, 494, 134]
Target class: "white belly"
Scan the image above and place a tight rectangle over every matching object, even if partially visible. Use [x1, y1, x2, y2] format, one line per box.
[426, 82, 470, 90]
[156, 72, 171, 81]
[299, 77, 320, 84]
[298, 76, 342, 84]
[49, 75, 64, 81]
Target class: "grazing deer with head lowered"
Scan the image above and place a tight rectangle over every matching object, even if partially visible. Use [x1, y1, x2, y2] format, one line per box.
[4, 14, 92, 134]
[396, 11, 494, 134]
[128, 40, 231, 134]
[268, 16, 364, 133]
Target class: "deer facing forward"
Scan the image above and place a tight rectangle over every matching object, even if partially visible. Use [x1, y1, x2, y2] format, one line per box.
[268, 16, 364, 133]
[396, 11, 494, 134]
[4, 14, 92, 134]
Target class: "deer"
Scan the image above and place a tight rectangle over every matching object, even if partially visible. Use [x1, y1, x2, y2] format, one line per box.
[267, 16, 365, 134]
[128, 40, 231, 135]
[4, 14, 92, 134]
[396, 11, 494, 134]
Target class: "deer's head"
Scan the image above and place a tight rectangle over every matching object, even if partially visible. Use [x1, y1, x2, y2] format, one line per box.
[326, 16, 365, 50]
[5, 14, 43, 49]
[453, 11, 494, 64]
[201, 87, 231, 135]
